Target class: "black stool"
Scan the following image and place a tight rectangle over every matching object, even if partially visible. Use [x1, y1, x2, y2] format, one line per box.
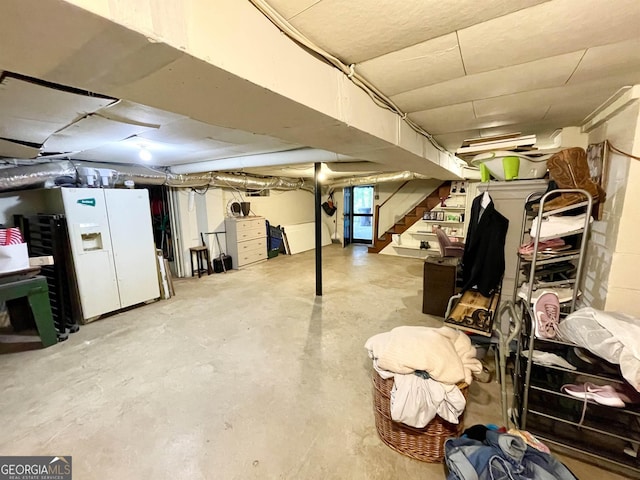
[189, 246, 212, 277]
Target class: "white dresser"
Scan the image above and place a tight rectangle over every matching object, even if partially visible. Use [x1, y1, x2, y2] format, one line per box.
[224, 216, 267, 269]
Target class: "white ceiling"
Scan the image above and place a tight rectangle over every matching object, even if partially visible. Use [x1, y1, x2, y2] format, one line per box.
[1, 0, 640, 178]
[268, 0, 640, 150]
[0, 73, 303, 167]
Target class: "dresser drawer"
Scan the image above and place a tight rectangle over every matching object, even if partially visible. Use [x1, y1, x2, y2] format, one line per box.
[237, 237, 267, 253]
[235, 226, 266, 242]
[236, 249, 267, 267]
[235, 218, 265, 233]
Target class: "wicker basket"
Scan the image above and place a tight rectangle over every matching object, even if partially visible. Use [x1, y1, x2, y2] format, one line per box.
[372, 371, 468, 463]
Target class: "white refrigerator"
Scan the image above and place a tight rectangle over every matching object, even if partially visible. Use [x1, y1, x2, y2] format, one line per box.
[47, 188, 160, 322]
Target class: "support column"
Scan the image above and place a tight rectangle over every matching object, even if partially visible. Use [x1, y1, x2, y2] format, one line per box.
[315, 162, 322, 296]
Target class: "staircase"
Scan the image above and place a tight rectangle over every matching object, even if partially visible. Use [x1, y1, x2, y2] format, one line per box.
[368, 181, 451, 254]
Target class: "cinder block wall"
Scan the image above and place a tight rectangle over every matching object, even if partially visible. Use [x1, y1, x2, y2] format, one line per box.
[583, 102, 640, 313]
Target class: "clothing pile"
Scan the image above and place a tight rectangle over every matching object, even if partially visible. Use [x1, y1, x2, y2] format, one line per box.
[530, 213, 591, 239]
[558, 307, 640, 391]
[365, 326, 482, 428]
[445, 428, 577, 480]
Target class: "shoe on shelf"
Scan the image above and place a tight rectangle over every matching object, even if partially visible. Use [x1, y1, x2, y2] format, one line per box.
[518, 283, 579, 304]
[538, 192, 588, 212]
[547, 147, 606, 203]
[561, 382, 626, 408]
[531, 350, 577, 370]
[518, 237, 565, 255]
[533, 291, 560, 339]
[526, 180, 560, 212]
[566, 347, 620, 377]
[572, 347, 596, 364]
[624, 443, 639, 458]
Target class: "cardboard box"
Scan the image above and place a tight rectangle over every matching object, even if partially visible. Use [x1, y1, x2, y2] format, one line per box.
[0, 243, 29, 273]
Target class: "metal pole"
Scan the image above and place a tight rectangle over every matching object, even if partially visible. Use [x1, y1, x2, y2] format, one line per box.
[314, 162, 322, 296]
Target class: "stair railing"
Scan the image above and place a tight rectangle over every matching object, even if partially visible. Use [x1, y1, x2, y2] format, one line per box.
[373, 181, 409, 241]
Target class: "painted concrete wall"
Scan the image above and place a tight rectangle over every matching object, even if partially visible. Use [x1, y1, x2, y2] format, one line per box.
[171, 186, 315, 266]
[221, 189, 315, 227]
[0, 189, 47, 226]
[582, 102, 640, 313]
[171, 186, 316, 275]
[202, 188, 227, 258]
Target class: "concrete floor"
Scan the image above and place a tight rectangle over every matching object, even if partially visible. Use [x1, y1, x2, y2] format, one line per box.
[0, 245, 628, 479]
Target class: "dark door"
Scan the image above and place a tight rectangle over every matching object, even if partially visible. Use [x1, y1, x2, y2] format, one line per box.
[343, 187, 351, 247]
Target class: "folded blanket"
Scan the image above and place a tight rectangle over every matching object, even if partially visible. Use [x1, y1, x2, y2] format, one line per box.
[365, 326, 482, 384]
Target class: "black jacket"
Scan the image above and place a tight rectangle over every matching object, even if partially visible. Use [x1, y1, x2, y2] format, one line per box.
[462, 194, 509, 296]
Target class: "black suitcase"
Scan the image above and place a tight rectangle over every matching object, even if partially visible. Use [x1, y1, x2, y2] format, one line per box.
[213, 254, 232, 273]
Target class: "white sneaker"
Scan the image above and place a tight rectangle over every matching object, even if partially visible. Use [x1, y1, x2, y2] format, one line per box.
[531, 350, 576, 370]
[518, 283, 579, 304]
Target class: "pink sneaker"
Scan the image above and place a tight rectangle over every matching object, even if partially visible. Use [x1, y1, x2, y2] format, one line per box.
[562, 382, 626, 408]
[533, 291, 560, 339]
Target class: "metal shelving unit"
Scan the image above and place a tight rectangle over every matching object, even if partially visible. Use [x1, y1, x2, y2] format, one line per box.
[511, 189, 640, 477]
[18, 214, 82, 340]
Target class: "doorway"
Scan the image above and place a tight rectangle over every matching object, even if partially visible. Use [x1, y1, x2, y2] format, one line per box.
[344, 185, 374, 245]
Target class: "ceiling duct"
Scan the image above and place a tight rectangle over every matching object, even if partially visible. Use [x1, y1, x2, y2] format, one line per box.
[325, 171, 429, 190]
[0, 160, 312, 193]
[0, 162, 77, 192]
[0, 161, 424, 194]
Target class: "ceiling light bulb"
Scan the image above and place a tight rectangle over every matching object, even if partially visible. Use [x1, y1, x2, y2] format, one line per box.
[139, 148, 152, 162]
[317, 172, 326, 182]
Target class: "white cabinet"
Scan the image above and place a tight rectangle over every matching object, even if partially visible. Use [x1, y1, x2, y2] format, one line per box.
[104, 189, 160, 309]
[225, 216, 267, 269]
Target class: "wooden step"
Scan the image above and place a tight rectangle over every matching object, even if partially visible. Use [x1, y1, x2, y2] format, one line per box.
[415, 206, 428, 216]
[368, 180, 453, 255]
[388, 225, 408, 234]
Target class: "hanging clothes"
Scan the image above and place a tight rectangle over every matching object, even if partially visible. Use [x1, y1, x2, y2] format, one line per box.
[461, 193, 509, 296]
